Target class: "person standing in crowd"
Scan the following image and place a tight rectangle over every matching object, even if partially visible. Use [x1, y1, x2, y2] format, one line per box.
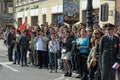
[36, 30, 49, 69]
[42, 30, 49, 68]
[33, 32, 38, 66]
[29, 32, 36, 65]
[16, 29, 22, 40]
[87, 30, 101, 80]
[101, 27, 106, 35]
[61, 30, 73, 77]
[7, 26, 16, 61]
[75, 28, 90, 80]
[93, 24, 104, 36]
[99, 23, 119, 80]
[19, 30, 29, 67]
[86, 27, 93, 49]
[86, 27, 93, 39]
[13, 37, 21, 64]
[48, 34, 60, 73]
[3, 28, 10, 45]
[70, 26, 77, 71]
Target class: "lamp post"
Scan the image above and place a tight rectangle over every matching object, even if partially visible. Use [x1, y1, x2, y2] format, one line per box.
[86, 0, 93, 28]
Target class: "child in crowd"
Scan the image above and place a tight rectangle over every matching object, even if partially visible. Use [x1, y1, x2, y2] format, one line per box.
[13, 37, 21, 64]
[48, 34, 60, 73]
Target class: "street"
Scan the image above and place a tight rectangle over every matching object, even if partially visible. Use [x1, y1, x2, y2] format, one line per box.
[0, 39, 79, 80]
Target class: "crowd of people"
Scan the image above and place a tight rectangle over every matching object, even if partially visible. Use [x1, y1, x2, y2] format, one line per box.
[0, 22, 120, 80]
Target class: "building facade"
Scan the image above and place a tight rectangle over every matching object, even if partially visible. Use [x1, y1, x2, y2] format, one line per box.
[115, 0, 120, 27]
[14, 0, 116, 28]
[0, 0, 14, 28]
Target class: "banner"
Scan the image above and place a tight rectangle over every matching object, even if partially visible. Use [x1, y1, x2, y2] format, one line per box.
[19, 21, 26, 31]
[63, 0, 79, 24]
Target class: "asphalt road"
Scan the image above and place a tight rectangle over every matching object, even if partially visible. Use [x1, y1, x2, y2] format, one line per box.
[0, 39, 80, 80]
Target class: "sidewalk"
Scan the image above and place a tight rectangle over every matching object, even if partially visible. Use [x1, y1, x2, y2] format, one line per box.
[0, 39, 8, 54]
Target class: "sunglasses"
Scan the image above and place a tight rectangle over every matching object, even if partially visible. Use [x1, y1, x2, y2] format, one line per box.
[107, 27, 114, 30]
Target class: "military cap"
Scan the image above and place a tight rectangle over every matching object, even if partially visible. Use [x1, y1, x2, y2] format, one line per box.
[103, 23, 115, 30]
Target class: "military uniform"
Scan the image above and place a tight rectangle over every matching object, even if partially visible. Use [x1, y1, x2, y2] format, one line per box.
[99, 35, 119, 80]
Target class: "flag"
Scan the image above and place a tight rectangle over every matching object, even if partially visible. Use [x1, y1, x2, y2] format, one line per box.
[19, 21, 26, 31]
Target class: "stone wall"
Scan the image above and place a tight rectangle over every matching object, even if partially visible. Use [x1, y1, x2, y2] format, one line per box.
[115, 0, 120, 27]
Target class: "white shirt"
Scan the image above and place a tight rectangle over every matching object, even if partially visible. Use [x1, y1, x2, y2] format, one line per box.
[108, 34, 113, 40]
[48, 40, 60, 53]
[36, 37, 43, 50]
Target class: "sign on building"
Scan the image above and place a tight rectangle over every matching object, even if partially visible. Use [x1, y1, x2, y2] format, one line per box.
[63, 0, 79, 24]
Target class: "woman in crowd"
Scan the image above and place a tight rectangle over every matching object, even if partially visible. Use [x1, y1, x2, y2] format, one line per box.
[87, 30, 101, 80]
[76, 28, 90, 80]
[61, 30, 73, 77]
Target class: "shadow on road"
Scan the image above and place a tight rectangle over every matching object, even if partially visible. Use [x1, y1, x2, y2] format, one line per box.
[0, 64, 3, 70]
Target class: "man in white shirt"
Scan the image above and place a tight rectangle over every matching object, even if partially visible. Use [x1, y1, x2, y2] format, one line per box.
[36, 30, 49, 69]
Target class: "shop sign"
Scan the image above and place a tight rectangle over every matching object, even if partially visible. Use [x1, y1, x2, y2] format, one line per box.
[17, 12, 23, 18]
[0, 14, 13, 19]
[51, 5, 58, 13]
[31, 5, 39, 9]
[51, 5, 63, 13]
[31, 9, 38, 16]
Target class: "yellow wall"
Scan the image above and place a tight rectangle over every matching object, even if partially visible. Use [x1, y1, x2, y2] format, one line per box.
[99, 1, 115, 27]
[15, 0, 115, 28]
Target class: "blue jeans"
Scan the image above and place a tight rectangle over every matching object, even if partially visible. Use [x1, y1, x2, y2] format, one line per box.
[14, 51, 21, 64]
[70, 55, 76, 70]
[20, 47, 27, 65]
[49, 52, 57, 69]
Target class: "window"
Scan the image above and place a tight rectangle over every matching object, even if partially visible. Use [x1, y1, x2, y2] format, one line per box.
[101, 3, 109, 21]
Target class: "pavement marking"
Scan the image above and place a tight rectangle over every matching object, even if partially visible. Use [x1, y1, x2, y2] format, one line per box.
[0, 62, 19, 72]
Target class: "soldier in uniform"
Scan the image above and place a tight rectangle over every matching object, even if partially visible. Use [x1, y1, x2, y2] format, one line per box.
[99, 23, 119, 80]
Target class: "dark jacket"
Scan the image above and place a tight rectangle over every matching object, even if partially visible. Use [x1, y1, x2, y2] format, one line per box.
[19, 35, 29, 49]
[7, 32, 16, 48]
[99, 35, 119, 65]
[14, 42, 20, 52]
[62, 37, 73, 52]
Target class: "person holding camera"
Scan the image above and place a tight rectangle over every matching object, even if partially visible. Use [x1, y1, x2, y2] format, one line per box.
[87, 30, 101, 80]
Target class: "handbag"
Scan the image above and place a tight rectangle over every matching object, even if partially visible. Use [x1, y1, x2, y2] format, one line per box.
[61, 48, 67, 54]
